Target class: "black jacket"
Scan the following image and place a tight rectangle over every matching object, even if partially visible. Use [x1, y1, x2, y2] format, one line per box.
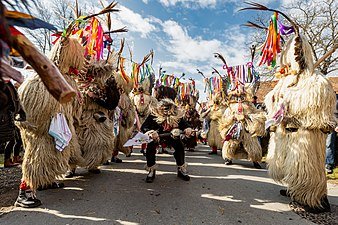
[0, 82, 25, 143]
[141, 114, 188, 135]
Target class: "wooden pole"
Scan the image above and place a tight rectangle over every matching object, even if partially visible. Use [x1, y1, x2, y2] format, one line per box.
[11, 33, 76, 103]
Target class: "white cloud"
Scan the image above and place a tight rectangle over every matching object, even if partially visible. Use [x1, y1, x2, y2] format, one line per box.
[155, 0, 276, 8]
[161, 20, 223, 63]
[109, 5, 157, 38]
[161, 20, 248, 66]
[159, 0, 217, 8]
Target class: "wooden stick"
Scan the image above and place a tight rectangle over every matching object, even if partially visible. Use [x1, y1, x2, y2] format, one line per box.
[11, 33, 76, 103]
[313, 43, 338, 69]
[0, 60, 24, 84]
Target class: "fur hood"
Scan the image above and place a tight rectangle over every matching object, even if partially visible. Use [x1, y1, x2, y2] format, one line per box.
[151, 98, 184, 126]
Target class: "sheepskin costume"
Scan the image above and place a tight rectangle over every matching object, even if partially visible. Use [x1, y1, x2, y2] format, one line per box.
[73, 58, 120, 171]
[219, 86, 266, 163]
[130, 77, 158, 126]
[264, 34, 336, 212]
[111, 69, 135, 155]
[204, 95, 225, 150]
[17, 37, 85, 190]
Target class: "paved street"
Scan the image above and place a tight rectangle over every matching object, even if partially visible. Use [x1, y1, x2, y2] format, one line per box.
[1, 145, 338, 225]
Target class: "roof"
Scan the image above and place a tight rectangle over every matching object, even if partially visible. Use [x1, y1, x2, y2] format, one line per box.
[256, 76, 338, 102]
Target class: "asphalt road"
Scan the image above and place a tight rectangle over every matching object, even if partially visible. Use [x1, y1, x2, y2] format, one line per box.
[1, 144, 337, 225]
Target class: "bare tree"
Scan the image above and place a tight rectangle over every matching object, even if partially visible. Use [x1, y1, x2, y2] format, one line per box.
[51, 0, 72, 30]
[284, 0, 338, 75]
[24, 0, 53, 53]
[246, 0, 337, 76]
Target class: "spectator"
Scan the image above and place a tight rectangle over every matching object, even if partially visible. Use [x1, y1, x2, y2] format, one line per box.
[0, 79, 25, 167]
[325, 94, 338, 174]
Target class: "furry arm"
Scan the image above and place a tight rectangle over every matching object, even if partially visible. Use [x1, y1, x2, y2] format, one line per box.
[92, 77, 120, 110]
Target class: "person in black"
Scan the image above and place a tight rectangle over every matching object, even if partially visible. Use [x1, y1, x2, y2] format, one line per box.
[141, 86, 191, 183]
[181, 96, 201, 151]
[0, 79, 25, 167]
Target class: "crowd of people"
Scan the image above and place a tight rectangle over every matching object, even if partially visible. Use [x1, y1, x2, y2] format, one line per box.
[0, 0, 337, 216]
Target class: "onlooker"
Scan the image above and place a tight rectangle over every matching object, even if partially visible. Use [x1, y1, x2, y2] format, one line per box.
[325, 94, 338, 174]
[0, 79, 25, 167]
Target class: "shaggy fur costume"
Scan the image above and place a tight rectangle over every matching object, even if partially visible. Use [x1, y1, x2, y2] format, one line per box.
[203, 97, 225, 150]
[17, 38, 85, 189]
[73, 60, 120, 169]
[131, 92, 157, 126]
[265, 35, 336, 208]
[219, 88, 266, 162]
[112, 73, 135, 155]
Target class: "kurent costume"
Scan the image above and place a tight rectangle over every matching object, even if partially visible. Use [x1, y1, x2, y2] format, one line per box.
[16, 37, 86, 207]
[13, 3, 125, 207]
[265, 35, 336, 213]
[219, 85, 266, 168]
[110, 64, 135, 158]
[216, 57, 265, 168]
[67, 58, 120, 176]
[201, 95, 225, 154]
[141, 86, 191, 183]
[129, 56, 157, 154]
[241, 3, 337, 213]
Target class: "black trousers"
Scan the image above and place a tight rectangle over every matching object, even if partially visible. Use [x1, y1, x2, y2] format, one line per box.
[4, 138, 21, 160]
[182, 135, 197, 148]
[146, 136, 185, 168]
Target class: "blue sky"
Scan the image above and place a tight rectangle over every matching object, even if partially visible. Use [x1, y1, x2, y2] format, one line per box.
[103, 0, 288, 100]
[51, 0, 289, 100]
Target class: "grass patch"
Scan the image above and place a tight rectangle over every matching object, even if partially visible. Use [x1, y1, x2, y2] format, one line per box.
[327, 167, 338, 180]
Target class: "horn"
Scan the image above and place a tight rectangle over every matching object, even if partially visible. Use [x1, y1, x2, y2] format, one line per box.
[239, 1, 299, 35]
[214, 53, 228, 68]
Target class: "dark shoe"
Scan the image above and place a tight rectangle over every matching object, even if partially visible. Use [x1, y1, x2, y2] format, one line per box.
[303, 195, 331, 214]
[326, 164, 334, 174]
[15, 189, 41, 208]
[188, 148, 195, 152]
[103, 160, 110, 165]
[65, 169, 76, 178]
[146, 170, 156, 183]
[224, 158, 233, 165]
[89, 168, 101, 174]
[177, 169, 190, 181]
[4, 159, 20, 168]
[280, 189, 291, 197]
[111, 156, 122, 163]
[253, 162, 262, 169]
[208, 151, 217, 155]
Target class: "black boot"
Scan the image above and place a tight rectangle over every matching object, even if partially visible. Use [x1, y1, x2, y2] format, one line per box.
[280, 189, 291, 197]
[146, 170, 156, 183]
[111, 156, 122, 163]
[65, 168, 76, 178]
[15, 189, 41, 208]
[253, 162, 262, 169]
[303, 195, 331, 214]
[224, 158, 233, 165]
[177, 165, 190, 181]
